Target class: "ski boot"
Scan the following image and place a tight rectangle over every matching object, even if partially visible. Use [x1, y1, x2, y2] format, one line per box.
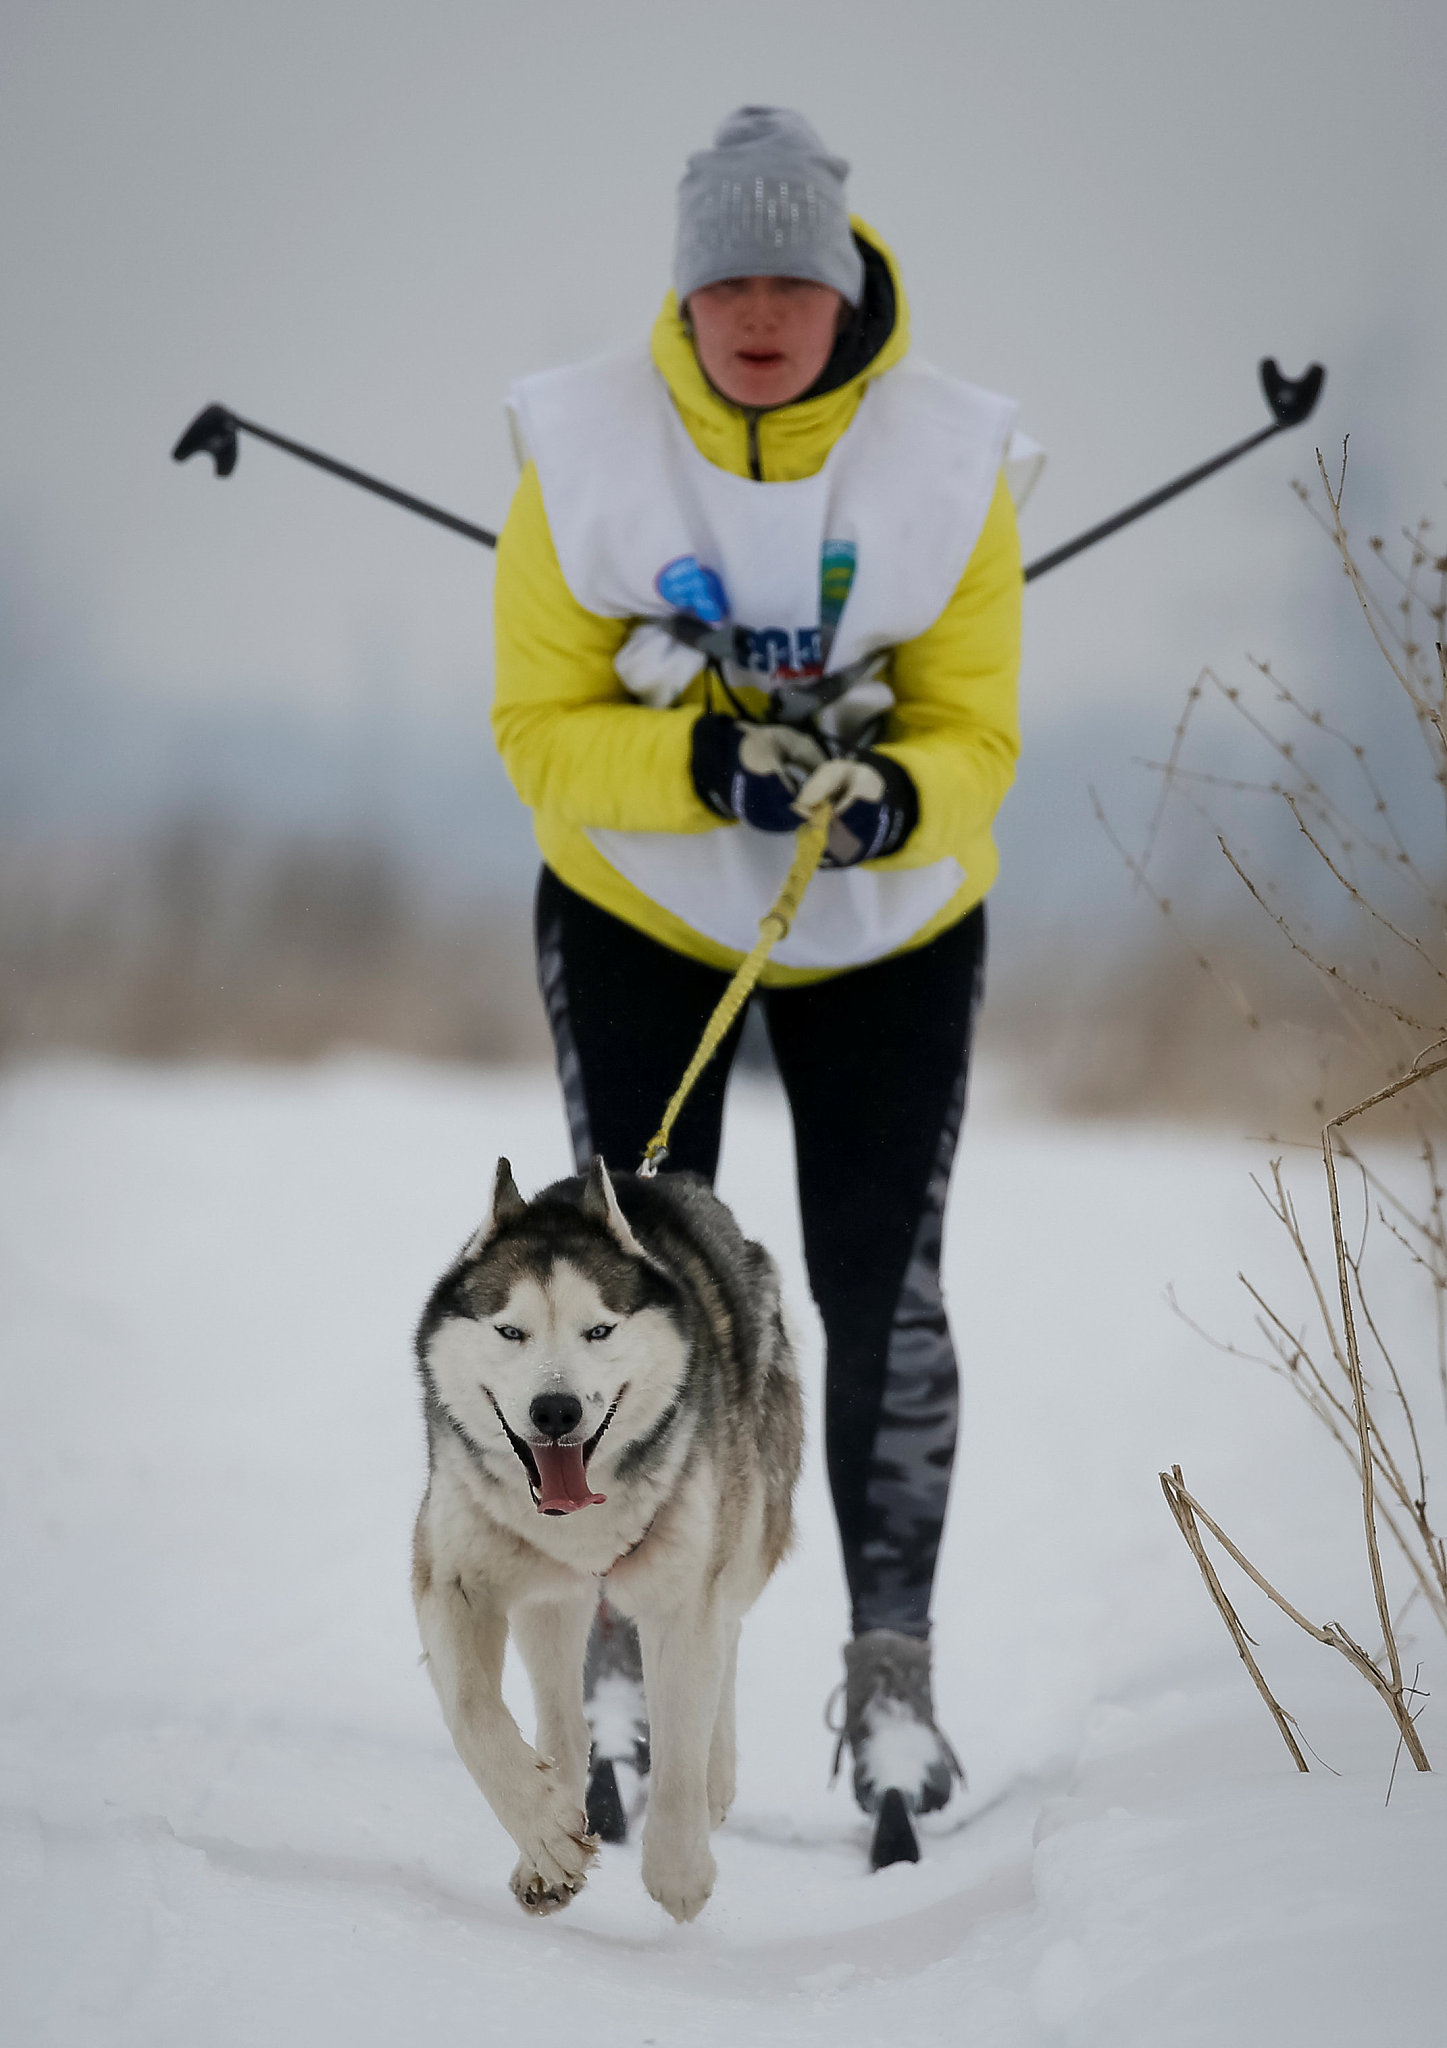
[583, 1600, 650, 1843]
[829, 1629, 964, 1869]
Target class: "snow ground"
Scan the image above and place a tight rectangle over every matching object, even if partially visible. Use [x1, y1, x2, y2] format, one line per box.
[2, 1058, 1444, 2045]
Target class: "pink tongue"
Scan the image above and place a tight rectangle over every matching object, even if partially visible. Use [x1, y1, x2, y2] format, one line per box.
[532, 1443, 606, 1515]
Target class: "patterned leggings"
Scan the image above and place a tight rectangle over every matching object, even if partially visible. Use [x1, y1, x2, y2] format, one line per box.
[535, 868, 985, 1638]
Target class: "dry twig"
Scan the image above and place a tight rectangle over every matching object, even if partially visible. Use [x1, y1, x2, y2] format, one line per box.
[1161, 1467, 1431, 1770]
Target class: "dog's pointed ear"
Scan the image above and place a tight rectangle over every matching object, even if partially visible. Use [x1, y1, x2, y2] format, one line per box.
[582, 1155, 646, 1259]
[462, 1158, 526, 1260]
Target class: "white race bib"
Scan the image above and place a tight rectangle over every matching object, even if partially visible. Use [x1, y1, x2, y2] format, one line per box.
[508, 350, 1016, 967]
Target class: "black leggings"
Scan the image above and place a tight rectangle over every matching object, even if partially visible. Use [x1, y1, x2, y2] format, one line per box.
[535, 868, 986, 1638]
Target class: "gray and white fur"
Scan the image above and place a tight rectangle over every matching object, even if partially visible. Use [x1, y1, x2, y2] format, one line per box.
[412, 1155, 803, 1922]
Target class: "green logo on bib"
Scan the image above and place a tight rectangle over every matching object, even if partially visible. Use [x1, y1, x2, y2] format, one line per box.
[820, 540, 858, 646]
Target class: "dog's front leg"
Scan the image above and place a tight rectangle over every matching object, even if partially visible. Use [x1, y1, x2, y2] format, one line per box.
[636, 1609, 725, 1922]
[707, 1619, 741, 1829]
[511, 1589, 598, 1810]
[416, 1569, 596, 1914]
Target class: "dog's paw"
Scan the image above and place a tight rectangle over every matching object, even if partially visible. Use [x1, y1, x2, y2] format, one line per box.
[507, 1767, 597, 1916]
[510, 1847, 593, 1916]
[641, 1832, 716, 1923]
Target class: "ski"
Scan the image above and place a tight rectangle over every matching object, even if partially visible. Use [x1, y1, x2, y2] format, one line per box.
[585, 1754, 629, 1845]
[870, 1788, 921, 1870]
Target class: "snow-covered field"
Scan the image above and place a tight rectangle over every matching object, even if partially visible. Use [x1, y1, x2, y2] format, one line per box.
[3, 1058, 1444, 2045]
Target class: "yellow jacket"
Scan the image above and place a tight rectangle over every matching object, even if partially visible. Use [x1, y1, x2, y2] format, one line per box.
[492, 222, 1022, 985]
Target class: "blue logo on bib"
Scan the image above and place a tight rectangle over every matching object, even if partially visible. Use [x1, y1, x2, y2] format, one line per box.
[655, 556, 729, 625]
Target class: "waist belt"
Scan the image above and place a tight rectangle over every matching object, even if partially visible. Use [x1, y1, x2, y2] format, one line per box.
[659, 613, 886, 731]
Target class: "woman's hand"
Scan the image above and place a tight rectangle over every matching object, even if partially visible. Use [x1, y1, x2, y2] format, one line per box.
[691, 717, 826, 832]
[795, 755, 919, 867]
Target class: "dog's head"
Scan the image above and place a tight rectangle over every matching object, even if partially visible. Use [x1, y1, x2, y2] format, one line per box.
[417, 1157, 688, 1516]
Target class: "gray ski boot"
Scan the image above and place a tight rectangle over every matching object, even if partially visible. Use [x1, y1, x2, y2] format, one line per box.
[830, 1629, 964, 1869]
[583, 1599, 650, 1843]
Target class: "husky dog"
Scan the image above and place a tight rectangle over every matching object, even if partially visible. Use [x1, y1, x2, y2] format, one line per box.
[412, 1155, 803, 1922]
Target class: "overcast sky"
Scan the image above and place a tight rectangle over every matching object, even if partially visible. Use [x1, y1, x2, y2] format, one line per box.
[2, 0, 1443, 730]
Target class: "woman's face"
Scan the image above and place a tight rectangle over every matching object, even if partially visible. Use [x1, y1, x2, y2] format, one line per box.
[687, 275, 845, 409]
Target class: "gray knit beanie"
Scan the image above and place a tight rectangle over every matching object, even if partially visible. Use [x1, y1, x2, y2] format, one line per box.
[674, 106, 865, 307]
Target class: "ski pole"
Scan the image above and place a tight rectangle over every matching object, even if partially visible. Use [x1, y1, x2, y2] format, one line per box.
[172, 356, 1324, 584]
[170, 403, 498, 548]
[1021, 358, 1323, 582]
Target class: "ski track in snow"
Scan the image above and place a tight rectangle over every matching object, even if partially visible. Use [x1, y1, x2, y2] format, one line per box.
[2, 1057, 1445, 2045]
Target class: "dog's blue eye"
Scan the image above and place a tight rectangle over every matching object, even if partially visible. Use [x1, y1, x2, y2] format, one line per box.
[584, 1323, 616, 1342]
[495, 1324, 527, 1342]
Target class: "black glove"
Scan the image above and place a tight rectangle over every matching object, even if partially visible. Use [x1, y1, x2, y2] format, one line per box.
[691, 715, 827, 833]
[794, 754, 919, 867]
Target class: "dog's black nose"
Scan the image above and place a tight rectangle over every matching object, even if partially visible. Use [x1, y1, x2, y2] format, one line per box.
[529, 1392, 583, 1440]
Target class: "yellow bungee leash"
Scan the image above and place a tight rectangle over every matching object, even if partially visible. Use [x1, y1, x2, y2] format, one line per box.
[639, 804, 832, 1177]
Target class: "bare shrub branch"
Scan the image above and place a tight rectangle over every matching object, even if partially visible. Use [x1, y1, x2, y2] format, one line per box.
[1152, 465, 1447, 1777]
[1160, 1468, 1309, 1771]
[1218, 835, 1435, 1033]
[1161, 1468, 1431, 1771]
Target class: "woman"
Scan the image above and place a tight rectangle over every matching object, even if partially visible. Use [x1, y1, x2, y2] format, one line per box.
[493, 107, 1022, 1839]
